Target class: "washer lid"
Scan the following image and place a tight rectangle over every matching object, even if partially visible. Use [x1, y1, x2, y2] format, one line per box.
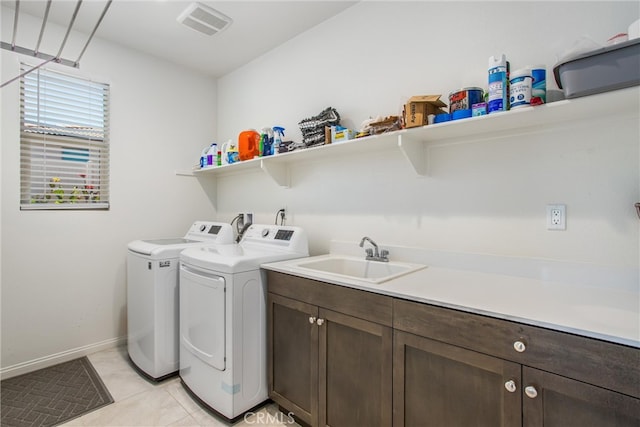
[127, 221, 235, 257]
[128, 240, 200, 257]
[180, 244, 308, 274]
[141, 238, 197, 245]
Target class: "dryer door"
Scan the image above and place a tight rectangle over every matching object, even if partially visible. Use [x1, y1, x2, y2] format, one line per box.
[179, 264, 226, 371]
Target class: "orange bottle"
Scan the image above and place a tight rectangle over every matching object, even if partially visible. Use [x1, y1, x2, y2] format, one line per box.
[238, 130, 260, 161]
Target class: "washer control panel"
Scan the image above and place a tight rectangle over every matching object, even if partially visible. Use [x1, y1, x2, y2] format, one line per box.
[241, 225, 308, 254]
[185, 221, 234, 243]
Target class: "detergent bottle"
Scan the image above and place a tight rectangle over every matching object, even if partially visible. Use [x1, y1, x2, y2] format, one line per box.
[272, 126, 285, 155]
[227, 141, 240, 164]
[238, 129, 260, 161]
[259, 128, 269, 157]
[199, 145, 210, 168]
[205, 143, 218, 167]
[220, 140, 230, 165]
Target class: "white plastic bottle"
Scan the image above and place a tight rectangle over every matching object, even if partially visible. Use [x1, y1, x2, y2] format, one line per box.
[206, 143, 217, 167]
[488, 54, 508, 113]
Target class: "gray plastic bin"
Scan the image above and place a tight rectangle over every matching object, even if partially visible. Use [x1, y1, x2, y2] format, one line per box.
[553, 38, 640, 99]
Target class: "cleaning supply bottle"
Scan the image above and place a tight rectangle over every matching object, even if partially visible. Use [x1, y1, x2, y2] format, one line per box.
[260, 128, 270, 157]
[488, 54, 509, 113]
[272, 126, 285, 156]
[238, 130, 260, 161]
[205, 143, 218, 167]
[227, 142, 239, 164]
[199, 145, 210, 168]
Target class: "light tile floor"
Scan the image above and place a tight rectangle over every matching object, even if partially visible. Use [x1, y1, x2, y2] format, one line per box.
[60, 346, 299, 427]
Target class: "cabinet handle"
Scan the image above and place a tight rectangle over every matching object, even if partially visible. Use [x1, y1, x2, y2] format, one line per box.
[524, 386, 538, 399]
[513, 340, 527, 353]
[309, 316, 317, 324]
[316, 318, 325, 326]
[504, 380, 517, 393]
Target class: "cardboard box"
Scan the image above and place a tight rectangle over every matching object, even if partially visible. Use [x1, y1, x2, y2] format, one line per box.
[404, 95, 448, 128]
[331, 126, 355, 143]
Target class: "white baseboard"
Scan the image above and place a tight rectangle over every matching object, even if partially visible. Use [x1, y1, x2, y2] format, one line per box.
[0, 336, 126, 380]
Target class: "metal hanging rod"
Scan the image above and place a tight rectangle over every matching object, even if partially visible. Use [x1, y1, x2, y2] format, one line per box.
[75, 0, 112, 66]
[35, 0, 52, 54]
[1, 0, 112, 88]
[11, 0, 20, 49]
[56, 0, 83, 59]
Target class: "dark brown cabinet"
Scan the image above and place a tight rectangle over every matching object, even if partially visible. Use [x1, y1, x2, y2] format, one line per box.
[522, 367, 640, 427]
[267, 270, 640, 427]
[268, 293, 318, 425]
[267, 271, 393, 427]
[394, 330, 522, 426]
[394, 298, 640, 427]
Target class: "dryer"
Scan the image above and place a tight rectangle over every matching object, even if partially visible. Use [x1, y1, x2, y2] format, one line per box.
[178, 224, 308, 422]
[127, 221, 234, 380]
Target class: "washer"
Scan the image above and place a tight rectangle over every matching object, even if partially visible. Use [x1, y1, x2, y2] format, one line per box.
[127, 221, 234, 381]
[178, 224, 308, 422]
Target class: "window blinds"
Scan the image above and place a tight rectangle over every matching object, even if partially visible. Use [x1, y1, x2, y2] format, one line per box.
[20, 64, 110, 210]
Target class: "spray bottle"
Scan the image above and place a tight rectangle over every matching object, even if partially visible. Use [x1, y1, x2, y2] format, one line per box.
[488, 54, 509, 114]
[272, 126, 285, 156]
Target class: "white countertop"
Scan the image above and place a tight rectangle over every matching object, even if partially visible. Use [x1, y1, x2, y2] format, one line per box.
[262, 254, 640, 348]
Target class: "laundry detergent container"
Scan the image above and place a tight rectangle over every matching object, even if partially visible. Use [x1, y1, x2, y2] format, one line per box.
[238, 130, 260, 161]
[553, 38, 640, 99]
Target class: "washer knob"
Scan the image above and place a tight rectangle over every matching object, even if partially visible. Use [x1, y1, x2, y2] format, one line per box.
[262, 228, 270, 238]
[199, 224, 206, 232]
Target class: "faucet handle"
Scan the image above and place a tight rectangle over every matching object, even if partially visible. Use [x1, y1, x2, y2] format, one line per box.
[381, 249, 389, 258]
[365, 248, 374, 258]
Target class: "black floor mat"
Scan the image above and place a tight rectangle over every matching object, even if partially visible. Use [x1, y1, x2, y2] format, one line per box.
[1, 356, 113, 427]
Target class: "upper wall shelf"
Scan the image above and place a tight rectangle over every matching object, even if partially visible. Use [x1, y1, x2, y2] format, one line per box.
[177, 87, 639, 188]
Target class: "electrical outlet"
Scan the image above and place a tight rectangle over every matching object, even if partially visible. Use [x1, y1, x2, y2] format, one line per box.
[546, 204, 566, 230]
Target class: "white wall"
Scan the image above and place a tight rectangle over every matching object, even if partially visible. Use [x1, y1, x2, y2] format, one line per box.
[216, 2, 639, 275]
[1, 7, 217, 373]
[1, 0, 638, 375]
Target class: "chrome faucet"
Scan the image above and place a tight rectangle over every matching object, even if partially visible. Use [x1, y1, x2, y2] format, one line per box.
[359, 236, 389, 262]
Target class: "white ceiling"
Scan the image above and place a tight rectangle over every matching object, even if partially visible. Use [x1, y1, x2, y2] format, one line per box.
[2, 0, 358, 77]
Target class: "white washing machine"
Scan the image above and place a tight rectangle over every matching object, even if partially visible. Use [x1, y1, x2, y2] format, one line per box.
[127, 221, 234, 381]
[179, 224, 308, 422]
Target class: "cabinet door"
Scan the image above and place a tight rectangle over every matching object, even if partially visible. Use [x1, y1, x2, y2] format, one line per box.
[523, 366, 640, 427]
[394, 330, 522, 427]
[318, 308, 392, 427]
[268, 293, 318, 426]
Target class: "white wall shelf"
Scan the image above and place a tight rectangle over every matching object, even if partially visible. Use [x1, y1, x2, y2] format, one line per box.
[180, 87, 639, 188]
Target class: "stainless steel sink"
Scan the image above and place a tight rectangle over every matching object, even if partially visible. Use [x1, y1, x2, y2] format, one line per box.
[294, 256, 426, 284]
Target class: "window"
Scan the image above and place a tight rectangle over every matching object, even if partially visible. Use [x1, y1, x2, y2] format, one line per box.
[20, 64, 110, 210]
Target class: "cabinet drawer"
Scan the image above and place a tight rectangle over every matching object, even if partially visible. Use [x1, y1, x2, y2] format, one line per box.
[267, 271, 393, 327]
[393, 298, 640, 398]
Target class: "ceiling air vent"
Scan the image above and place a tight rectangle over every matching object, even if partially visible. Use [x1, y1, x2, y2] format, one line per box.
[177, 2, 232, 36]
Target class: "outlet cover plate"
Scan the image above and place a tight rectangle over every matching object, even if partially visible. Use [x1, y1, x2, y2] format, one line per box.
[546, 204, 566, 230]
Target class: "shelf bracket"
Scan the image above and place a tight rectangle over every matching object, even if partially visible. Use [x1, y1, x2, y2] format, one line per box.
[260, 159, 290, 188]
[397, 133, 427, 176]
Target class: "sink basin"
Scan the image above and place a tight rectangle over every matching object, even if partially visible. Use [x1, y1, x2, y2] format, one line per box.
[294, 256, 426, 284]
